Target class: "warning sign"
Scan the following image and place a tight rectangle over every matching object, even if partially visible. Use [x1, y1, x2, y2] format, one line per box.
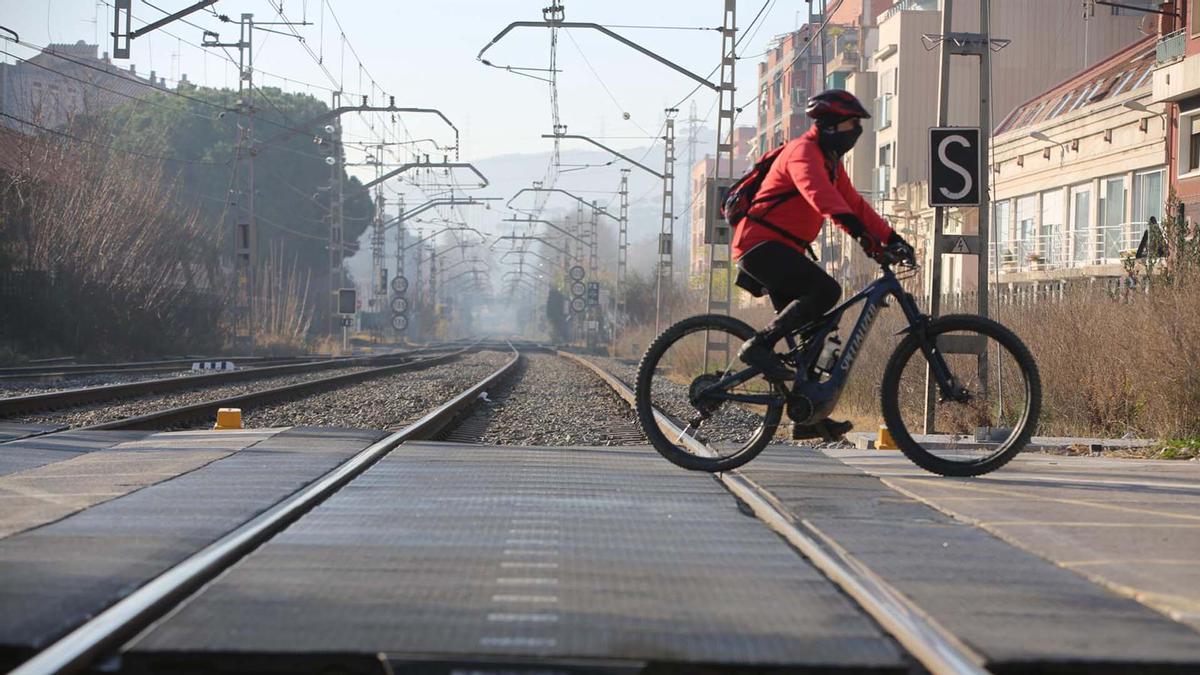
[950, 237, 971, 254]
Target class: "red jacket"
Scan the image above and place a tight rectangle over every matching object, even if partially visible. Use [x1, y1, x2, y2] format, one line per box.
[731, 125, 893, 260]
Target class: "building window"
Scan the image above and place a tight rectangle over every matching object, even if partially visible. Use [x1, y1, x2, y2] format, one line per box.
[878, 142, 893, 168]
[1188, 114, 1200, 173]
[1194, 0, 1200, 36]
[992, 199, 1011, 272]
[1132, 168, 1165, 243]
[1098, 176, 1128, 261]
[1014, 195, 1037, 268]
[1040, 189, 1064, 267]
[1070, 184, 1092, 265]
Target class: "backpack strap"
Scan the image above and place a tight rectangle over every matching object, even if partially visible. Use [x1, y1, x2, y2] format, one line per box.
[745, 214, 818, 262]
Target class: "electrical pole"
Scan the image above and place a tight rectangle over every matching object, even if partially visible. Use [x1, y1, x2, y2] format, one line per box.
[328, 92, 346, 338]
[704, 0, 738, 370]
[655, 109, 677, 333]
[201, 13, 309, 354]
[204, 13, 256, 354]
[684, 101, 701, 280]
[370, 143, 386, 338]
[922, 0, 997, 433]
[616, 169, 629, 331]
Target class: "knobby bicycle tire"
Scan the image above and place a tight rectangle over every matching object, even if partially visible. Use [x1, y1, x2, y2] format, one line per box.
[880, 314, 1042, 477]
[635, 314, 785, 472]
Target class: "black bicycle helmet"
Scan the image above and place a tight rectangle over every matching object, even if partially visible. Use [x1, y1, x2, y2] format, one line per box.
[806, 89, 871, 126]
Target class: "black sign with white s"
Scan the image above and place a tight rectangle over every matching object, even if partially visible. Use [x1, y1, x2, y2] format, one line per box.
[928, 127, 981, 207]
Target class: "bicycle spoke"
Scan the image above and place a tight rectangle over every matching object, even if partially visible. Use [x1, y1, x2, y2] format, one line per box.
[645, 325, 779, 462]
[891, 329, 1031, 465]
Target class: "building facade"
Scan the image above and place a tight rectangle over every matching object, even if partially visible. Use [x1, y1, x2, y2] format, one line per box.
[688, 126, 755, 281]
[1150, 0, 1200, 218]
[988, 37, 1166, 293]
[858, 0, 1157, 299]
[0, 41, 169, 132]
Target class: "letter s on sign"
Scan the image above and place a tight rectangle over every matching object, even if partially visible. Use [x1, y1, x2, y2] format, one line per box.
[937, 134, 973, 201]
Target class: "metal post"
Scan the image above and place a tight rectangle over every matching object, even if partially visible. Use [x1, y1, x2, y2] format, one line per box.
[371, 190, 385, 332]
[393, 197, 405, 343]
[616, 169, 629, 330]
[589, 200, 599, 280]
[654, 110, 677, 333]
[703, 0, 738, 370]
[329, 92, 345, 337]
[684, 100, 701, 276]
[977, 0, 992, 399]
[923, 1, 953, 434]
[589, 200, 599, 350]
[923, 0, 993, 433]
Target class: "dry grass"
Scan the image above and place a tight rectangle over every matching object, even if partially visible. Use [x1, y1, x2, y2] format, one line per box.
[618, 274, 1200, 443]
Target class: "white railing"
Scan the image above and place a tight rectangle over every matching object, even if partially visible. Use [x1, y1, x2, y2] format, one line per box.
[990, 222, 1149, 276]
[879, 0, 937, 24]
[1157, 29, 1186, 64]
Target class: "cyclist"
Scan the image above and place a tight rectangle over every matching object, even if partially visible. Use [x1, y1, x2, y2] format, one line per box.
[732, 89, 913, 440]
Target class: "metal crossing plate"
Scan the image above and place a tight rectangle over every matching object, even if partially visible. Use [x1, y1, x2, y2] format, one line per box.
[740, 450, 1200, 670]
[0, 427, 386, 670]
[123, 442, 904, 672]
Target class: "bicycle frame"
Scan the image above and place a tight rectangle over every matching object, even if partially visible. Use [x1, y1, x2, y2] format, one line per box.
[699, 264, 959, 415]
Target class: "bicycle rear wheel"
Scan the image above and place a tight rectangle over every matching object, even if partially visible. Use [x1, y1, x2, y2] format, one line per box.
[880, 314, 1041, 477]
[635, 314, 785, 472]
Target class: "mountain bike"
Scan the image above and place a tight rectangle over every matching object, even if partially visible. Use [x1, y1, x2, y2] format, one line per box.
[634, 247, 1041, 476]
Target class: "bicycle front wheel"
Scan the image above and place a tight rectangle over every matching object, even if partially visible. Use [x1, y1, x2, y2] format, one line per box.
[880, 314, 1041, 477]
[635, 314, 785, 472]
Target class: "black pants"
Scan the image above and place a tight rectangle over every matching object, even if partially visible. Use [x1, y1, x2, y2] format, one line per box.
[737, 240, 841, 331]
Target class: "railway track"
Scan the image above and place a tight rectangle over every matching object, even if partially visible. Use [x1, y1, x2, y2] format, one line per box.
[9, 344, 1189, 674]
[0, 355, 318, 381]
[8, 344, 523, 675]
[557, 350, 987, 674]
[0, 346, 468, 435]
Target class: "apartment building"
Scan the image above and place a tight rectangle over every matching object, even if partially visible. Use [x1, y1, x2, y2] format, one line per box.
[688, 126, 755, 281]
[988, 37, 1165, 292]
[1150, 0, 1200, 218]
[860, 0, 1157, 299]
[0, 41, 170, 132]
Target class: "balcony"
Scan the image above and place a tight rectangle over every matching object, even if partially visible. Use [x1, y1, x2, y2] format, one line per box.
[879, 0, 937, 24]
[991, 223, 1148, 279]
[1152, 31, 1200, 102]
[1156, 29, 1185, 65]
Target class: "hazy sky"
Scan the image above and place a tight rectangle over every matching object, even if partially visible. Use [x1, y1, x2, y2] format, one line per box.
[0, 1, 812, 163]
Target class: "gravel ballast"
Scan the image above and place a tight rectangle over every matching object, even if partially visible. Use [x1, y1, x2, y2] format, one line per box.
[0, 370, 205, 399]
[575, 353, 780, 444]
[452, 353, 644, 446]
[240, 351, 512, 429]
[11, 366, 376, 428]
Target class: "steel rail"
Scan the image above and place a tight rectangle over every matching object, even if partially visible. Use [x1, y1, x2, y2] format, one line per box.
[10, 344, 522, 675]
[557, 350, 989, 675]
[0, 350, 436, 418]
[77, 348, 472, 431]
[0, 356, 313, 378]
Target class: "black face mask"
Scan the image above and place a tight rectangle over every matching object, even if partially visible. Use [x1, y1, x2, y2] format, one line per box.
[819, 123, 863, 156]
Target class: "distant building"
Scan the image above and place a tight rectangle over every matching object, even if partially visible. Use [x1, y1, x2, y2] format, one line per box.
[858, 0, 1157, 297]
[988, 37, 1164, 292]
[754, 25, 826, 156]
[0, 40, 170, 132]
[1150, 1, 1200, 222]
[688, 126, 755, 281]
